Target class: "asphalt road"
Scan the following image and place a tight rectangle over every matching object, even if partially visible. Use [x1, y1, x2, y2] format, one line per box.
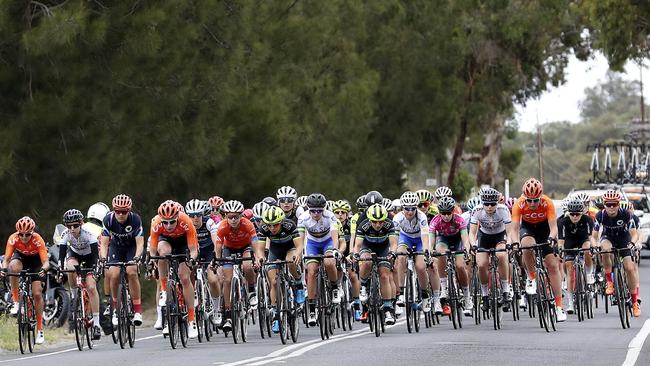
[2, 262, 650, 366]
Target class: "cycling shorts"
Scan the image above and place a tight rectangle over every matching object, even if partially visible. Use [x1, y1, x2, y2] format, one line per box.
[10, 252, 43, 280]
[436, 234, 464, 254]
[305, 237, 335, 258]
[198, 246, 215, 263]
[398, 232, 423, 252]
[477, 231, 507, 250]
[221, 246, 252, 268]
[66, 244, 99, 270]
[360, 241, 391, 268]
[520, 221, 553, 257]
[601, 235, 632, 258]
[107, 244, 136, 264]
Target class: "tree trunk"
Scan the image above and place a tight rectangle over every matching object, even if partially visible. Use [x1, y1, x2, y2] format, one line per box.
[448, 61, 476, 187]
[477, 113, 505, 186]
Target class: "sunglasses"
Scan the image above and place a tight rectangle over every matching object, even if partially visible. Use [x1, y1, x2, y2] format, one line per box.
[569, 212, 582, 217]
[278, 198, 295, 204]
[115, 209, 129, 215]
[440, 211, 453, 216]
[18, 232, 33, 238]
[605, 203, 619, 208]
[162, 219, 177, 226]
[309, 209, 323, 214]
[66, 223, 81, 229]
[188, 213, 202, 218]
[526, 198, 540, 203]
[483, 202, 497, 206]
[226, 214, 241, 220]
[334, 211, 347, 215]
[370, 220, 385, 224]
[268, 222, 281, 228]
[403, 207, 417, 212]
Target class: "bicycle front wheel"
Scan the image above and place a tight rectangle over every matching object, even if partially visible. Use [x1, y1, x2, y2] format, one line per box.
[18, 294, 28, 354]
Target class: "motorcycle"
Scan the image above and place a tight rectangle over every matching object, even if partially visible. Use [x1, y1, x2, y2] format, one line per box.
[43, 224, 71, 328]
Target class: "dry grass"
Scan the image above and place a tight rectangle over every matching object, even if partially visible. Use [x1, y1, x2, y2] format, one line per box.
[0, 315, 74, 352]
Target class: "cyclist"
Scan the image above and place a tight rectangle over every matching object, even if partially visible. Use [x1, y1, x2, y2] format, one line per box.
[333, 199, 362, 320]
[415, 189, 442, 314]
[392, 199, 402, 215]
[149, 200, 200, 338]
[298, 193, 340, 326]
[2, 217, 49, 344]
[100, 194, 145, 327]
[348, 194, 369, 251]
[354, 204, 399, 324]
[208, 196, 224, 224]
[511, 178, 566, 321]
[277, 186, 304, 225]
[593, 190, 641, 317]
[558, 199, 595, 314]
[258, 206, 305, 333]
[215, 200, 261, 332]
[468, 188, 514, 313]
[430, 197, 472, 316]
[433, 186, 463, 215]
[393, 191, 433, 314]
[61, 209, 102, 340]
[185, 199, 222, 326]
[252, 201, 271, 232]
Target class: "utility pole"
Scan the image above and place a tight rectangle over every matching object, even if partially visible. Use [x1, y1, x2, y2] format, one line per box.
[536, 115, 544, 184]
[641, 63, 646, 124]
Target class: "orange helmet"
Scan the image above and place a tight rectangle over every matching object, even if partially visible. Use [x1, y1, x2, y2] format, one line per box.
[16, 216, 36, 233]
[158, 200, 180, 220]
[112, 194, 132, 210]
[602, 190, 621, 203]
[208, 196, 224, 209]
[174, 201, 185, 214]
[522, 178, 543, 199]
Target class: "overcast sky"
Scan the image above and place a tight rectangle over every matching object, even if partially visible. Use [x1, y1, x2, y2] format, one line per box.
[515, 53, 649, 132]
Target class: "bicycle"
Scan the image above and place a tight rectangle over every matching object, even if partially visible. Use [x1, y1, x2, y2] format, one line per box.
[150, 254, 189, 349]
[476, 246, 509, 330]
[396, 250, 425, 333]
[562, 247, 593, 322]
[195, 260, 215, 342]
[508, 245, 524, 321]
[357, 253, 391, 337]
[255, 262, 272, 339]
[468, 250, 482, 325]
[337, 258, 354, 332]
[60, 265, 96, 351]
[213, 255, 254, 344]
[519, 242, 557, 332]
[432, 250, 466, 330]
[599, 246, 633, 329]
[264, 259, 300, 344]
[5, 271, 41, 354]
[104, 261, 138, 349]
[303, 254, 337, 340]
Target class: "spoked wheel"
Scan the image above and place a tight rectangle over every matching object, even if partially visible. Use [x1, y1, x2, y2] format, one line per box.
[289, 309, 299, 343]
[179, 311, 189, 348]
[449, 273, 460, 330]
[73, 296, 85, 351]
[511, 264, 521, 321]
[318, 276, 329, 340]
[167, 289, 180, 348]
[18, 295, 29, 354]
[405, 271, 413, 333]
[615, 269, 630, 329]
[536, 275, 549, 332]
[257, 276, 268, 339]
[231, 279, 240, 344]
[117, 284, 129, 349]
[576, 269, 584, 322]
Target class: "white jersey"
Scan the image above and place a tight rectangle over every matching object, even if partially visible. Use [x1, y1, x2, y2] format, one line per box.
[63, 227, 98, 256]
[470, 204, 511, 235]
[297, 209, 338, 242]
[392, 210, 429, 238]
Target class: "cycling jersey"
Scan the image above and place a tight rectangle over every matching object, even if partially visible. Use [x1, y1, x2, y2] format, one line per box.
[558, 215, 593, 245]
[595, 209, 633, 239]
[82, 222, 102, 241]
[339, 219, 351, 244]
[429, 214, 466, 237]
[4, 232, 48, 263]
[196, 216, 218, 249]
[101, 212, 144, 247]
[470, 204, 511, 235]
[258, 220, 300, 263]
[355, 219, 398, 246]
[392, 211, 428, 238]
[62, 227, 98, 256]
[150, 213, 199, 251]
[511, 195, 556, 225]
[297, 210, 338, 242]
[215, 218, 258, 250]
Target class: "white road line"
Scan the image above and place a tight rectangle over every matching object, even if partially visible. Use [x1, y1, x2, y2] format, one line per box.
[0, 333, 162, 364]
[622, 319, 650, 366]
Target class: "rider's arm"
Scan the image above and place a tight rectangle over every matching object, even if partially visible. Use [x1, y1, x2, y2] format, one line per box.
[504, 222, 514, 245]
[148, 220, 161, 257]
[292, 236, 303, 260]
[99, 235, 110, 259]
[510, 199, 521, 237]
[468, 223, 478, 247]
[389, 232, 398, 253]
[3, 239, 13, 268]
[36, 236, 49, 271]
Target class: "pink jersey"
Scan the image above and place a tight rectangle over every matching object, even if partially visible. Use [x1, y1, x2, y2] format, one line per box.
[429, 214, 467, 237]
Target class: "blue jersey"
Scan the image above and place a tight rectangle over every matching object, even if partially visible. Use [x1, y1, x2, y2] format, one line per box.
[101, 212, 144, 247]
[594, 209, 632, 240]
[196, 216, 218, 249]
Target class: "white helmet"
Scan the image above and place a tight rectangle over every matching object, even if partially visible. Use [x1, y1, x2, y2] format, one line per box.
[434, 186, 453, 199]
[400, 191, 419, 207]
[252, 202, 270, 219]
[185, 199, 204, 215]
[276, 186, 297, 200]
[87, 202, 110, 222]
[382, 198, 394, 211]
[392, 199, 402, 210]
[222, 200, 244, 213]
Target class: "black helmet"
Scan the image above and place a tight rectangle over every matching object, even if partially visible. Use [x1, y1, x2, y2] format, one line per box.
[364, 190, 383, 207]
[356, 195, 367, 210]
[63, 209, 84, 224]
[262, 196, 278, 206]
[437, 196, 456, 212]
[566, 199, 585, 213]
[307, 193, 327, 209]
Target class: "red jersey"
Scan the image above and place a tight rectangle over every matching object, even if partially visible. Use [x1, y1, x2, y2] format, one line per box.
[5, 232, 48, 263]
[215, 218, 257, 250]
[512, 195, 556, 225]
[150, 212, 198, 251]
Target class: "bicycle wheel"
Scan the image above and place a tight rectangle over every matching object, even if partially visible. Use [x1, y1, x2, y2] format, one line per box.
[231, 277, 240, 344]
[405, 269, 413, 333]
[196, 281, 205, 343]
[615, 267, 628, 329]
[510, 262, 521, 321]
[318, 274, 328, 340]
[340, 275, 349, 332]
[449, 270, 459, 330]
[257, 274, 267, 339]
[26, 296, 35, 353]
[239, 281, 248, 343]
[413, 276, 421, 333]
[536, 273, 549, 332]
[117, 283, 128, 349]
[72, 293, 85, 351]
[278, 277, 288, 344]
[372, 273, 381, 337]
[491, 269, 499, 330]
[575, 265, 584, 322]
[18, 294, 28, 354]
[167, 287, 179, 349]
[471, 269, 481, 325]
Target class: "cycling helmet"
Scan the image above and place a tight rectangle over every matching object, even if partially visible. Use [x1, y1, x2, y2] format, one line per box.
[382, 198, 394, 211]
[307, 193, 327, 209]
[366, 204, 388, 222]
[480, 188, 500, 203]
[333, 200, 352, 212]
[466, 196, 482, 211]
[392, 199, 402, 210]
[16, 216, 36, 233]
[87, 202, 110, 222]
[242, 209, 254, 220]
[208, 196, 224, 209]
[572, 192, 590, 205]
[415, 189, 432, 203]
[262, 206, 285, 225]
[434, 186, 453, 199]
[356, 195, 368, 210]
[522, 178, 543, 199]
[295, 195, 308, 209]
[112, 194, 132, 210]
[566, 199, 585, 213]
[602, 189, 621, 203]
[619, 200, 631, 210]
[158, 200, 180, 220]
[400, 191, 419, 207]
[595, 195, 604, 209]
[498, 193, 505, 204]
[560, 198, 569, 213]
[252, 202, 270, 219]
[364, 191, 384, 206]
[262, 196, 278, 207]
[63, 209, 84, 224]
[201, 200, 212, 216]
[326, 200, 335, 212]
[185, 199, 204, 215]
[506, 197, 516, 210]
[276, 186, 297, 200]
[437, 197, 456, 212]
[174, 201, 185, 213]
[222, 200, 245, 213]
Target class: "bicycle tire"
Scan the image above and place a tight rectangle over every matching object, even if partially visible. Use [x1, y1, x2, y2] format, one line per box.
[511, 262, 521, 321]
[615, 267, 628, 329]
[279, 276, 288, 344]
[450, 269, 459, 330]
[196, 279, 205, 343]
[18, 293, 28, 354]
[372, 271, 382, 337]
[117, 283, 128, 349]
[257, 275, 267, 339]
[576, 264, 584, 322]
[239, 281, 248, 343]
[405, 270, 413, 333]
[536, 272, 549, 332]
[491, 268, 499, 330]
[414, 276, 421, 332]
[167, 286, 179, 348]
[84, 297, 93, 350]
[471, 269, 481, 325]
[231, 277, 240, 344]
[72, 293, 84, 351]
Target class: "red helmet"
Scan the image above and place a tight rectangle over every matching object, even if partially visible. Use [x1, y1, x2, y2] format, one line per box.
[242, 209, 254, 220]
[208, 196, 224, 209]
[522, 178, 543, 199]
[112, 194, 133, 210]
[602, 190, 621, 203]
[16, 216, 36, 233]
[498, 193, 505, 204]
[174, 201, 185, 213]
[158, 200, 180, 220]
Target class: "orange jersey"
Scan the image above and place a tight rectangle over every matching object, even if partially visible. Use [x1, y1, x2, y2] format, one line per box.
[512, 195, 556, 225]
[150, 212, 198, 251]
[4, 232, 48, 263]
[215, 218, 258, 250]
